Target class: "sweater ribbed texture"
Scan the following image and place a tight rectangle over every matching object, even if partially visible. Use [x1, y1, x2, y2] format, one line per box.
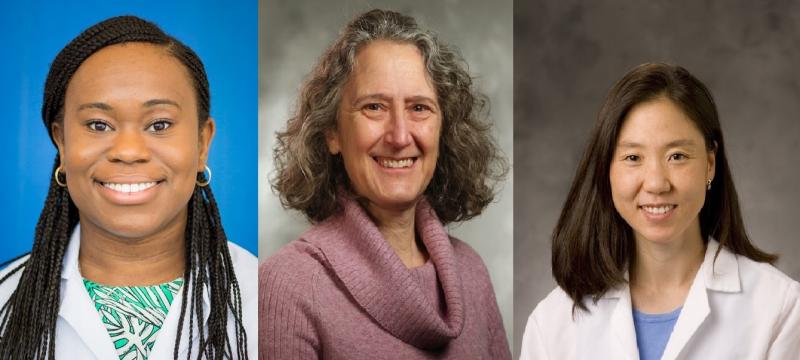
[259, 194, 510, 359]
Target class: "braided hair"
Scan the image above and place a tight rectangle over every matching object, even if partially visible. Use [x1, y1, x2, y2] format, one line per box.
[0, 16, 247, 359]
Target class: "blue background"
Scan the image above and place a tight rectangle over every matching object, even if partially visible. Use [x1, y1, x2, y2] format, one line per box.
[0, 1, 257, 260]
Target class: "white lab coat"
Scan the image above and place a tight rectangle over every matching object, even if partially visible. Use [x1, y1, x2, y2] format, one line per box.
[520, 240, 800, 360]
[0, 225, 257, 359]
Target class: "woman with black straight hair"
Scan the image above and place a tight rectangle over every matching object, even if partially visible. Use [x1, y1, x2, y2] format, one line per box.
[0, 15, 255, 359]
[521, 63, 799, 359]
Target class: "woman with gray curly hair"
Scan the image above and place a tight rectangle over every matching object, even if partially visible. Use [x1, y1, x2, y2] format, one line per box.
[259, 9, 510, 359]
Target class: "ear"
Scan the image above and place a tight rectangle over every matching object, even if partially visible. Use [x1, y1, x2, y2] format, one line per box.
[326, 128, 341, 155]
[707, 141, 717, 182]
[51, 121, 66, 166]
[198, 117, 216, 171]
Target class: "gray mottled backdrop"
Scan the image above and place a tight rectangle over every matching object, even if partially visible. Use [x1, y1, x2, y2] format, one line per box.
[514, 0, 800, 357]
[259, 0, 514, 347]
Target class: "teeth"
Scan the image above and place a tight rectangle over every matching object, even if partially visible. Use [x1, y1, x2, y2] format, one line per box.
[642, 205, 674, 215]
[102, 181, 157, 194]
[380, 158, 413, 168]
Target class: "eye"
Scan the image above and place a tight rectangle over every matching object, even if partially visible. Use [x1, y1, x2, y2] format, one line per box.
[669, 153, 688, 161]
[412, 104, 431, 112]
[623, 154, 640, 162]
[363, 103, 383, 112]
[87, 120, 112, 132]
[146, 120, 173, 132]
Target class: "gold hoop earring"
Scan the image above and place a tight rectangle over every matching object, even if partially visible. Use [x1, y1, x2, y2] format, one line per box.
[706, 178, 712, 191]
[196, 165, 212, 187]
[54, 166, 67, 187]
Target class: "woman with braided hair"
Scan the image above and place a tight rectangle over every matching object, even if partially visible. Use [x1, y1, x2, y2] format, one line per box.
[0, 15, 255, 359]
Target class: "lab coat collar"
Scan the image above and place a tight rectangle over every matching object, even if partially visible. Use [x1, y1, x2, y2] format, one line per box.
[58, 225, 119, 359]
[600, 238, 741, 300]
[57, 225, 212, 359]
[702, 239, 741, 293]
[601, 239, 741, 360]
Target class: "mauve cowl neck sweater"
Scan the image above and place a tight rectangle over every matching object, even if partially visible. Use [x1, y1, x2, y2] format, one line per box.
[259, 194, 510, 359]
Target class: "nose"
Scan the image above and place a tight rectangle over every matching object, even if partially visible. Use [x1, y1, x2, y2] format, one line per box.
[384, 107, 412, 148]
[107, 128, 150, 164]
[642, 160, 671, 194]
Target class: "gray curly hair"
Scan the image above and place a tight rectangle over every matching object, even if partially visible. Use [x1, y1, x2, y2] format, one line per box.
[272, 8, 507, 223]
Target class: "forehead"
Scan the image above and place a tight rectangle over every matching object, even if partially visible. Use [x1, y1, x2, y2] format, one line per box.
[345, 40, 436, 97]
[617, 97, 705, 147]
[65, 42, 195, 108]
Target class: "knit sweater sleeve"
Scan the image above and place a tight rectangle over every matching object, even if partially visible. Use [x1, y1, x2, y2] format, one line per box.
[487, 282, 511, 359]
[259, 242, 322, 360]
[451, 238, 511, 360]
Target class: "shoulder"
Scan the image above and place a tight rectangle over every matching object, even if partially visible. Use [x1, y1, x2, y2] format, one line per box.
[0, 255, 30, 308]
[259, 239, 326, 342]
[450, 236, 487, 270]
[449, 236, 495, 287]
[260, 239, 327, 304]
[226, 241, 257, 299]
[259, 241, 324, 360]
[227, 241, 257, 274]
[521, 287, 578, 359]
[735, 253, 800, 306]
[261, 239, 326, 280]
[530, 286, 576, 326]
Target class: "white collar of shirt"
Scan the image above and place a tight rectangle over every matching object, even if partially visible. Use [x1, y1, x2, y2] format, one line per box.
[597, 239, 741, 360]
[59, 224, 212, 359]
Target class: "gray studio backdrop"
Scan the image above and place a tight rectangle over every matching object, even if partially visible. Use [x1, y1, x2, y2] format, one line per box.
[258, 0, 514, 348]
[514, 0, 800, 357]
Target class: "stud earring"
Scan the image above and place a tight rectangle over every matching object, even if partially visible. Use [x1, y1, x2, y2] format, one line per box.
[706, 178, 712, 191]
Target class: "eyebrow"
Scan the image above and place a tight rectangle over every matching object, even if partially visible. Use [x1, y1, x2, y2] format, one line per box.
[351, 93, 438, 107]
[143, 98, 181, 109]
[352, 93, 391, 105]
[76, 99, 181, 112]
[617, 139, 698, 148]
[77, 102, 113, 111]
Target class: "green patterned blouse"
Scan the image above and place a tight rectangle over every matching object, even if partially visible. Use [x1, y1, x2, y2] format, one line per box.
[83, 277, 184, 360]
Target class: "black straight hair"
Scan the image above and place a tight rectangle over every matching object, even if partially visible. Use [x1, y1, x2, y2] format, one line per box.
[551, 63, 777, 313]
[0, 16, 247, 359]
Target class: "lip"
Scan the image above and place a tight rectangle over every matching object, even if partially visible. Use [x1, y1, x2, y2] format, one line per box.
[372, 156, 418, 171]
[638, 203, 677, 222]
[94, 176, 165, 206]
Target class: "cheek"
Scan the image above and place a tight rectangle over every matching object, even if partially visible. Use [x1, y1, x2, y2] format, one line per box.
[417, 120, 441, 155]
[341, 120, 380, 153]
[61, 128, 101, 171]
[609, 166, 636, 202]
[161, 143, 200, 178]
[676, 166, 708, 203]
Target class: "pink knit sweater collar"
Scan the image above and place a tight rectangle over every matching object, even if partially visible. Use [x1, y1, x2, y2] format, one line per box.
[301, 194, 465, 350]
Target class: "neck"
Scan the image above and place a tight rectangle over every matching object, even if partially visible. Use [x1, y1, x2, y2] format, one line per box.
[629, 223, 706, 312]
[78, 211, 186, 286]
[367, 202, 428, 269]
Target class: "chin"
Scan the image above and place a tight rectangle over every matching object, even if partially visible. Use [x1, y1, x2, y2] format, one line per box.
[635, 228, 681, 244]
[93, 214, 174, 240]
[372, 193, 421, 211]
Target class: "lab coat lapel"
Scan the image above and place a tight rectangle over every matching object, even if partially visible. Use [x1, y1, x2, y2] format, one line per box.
[659, 264, 709, 360]
[58, 226, 118, 359]
[149, 276, 211, 358]
[661, 240, 739, 360]
[608, 282, 640, 359]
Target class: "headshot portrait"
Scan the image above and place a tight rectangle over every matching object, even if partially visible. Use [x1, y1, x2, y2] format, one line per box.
[259, 1, 512, 358]
[515, 1, 800, 359]
[0, 2, 257, 359]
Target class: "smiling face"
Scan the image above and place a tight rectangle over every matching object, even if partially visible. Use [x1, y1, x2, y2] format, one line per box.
[327, 40, 441, 213]
[609, 97, 715, 246]
[52, 42, 214, 239]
